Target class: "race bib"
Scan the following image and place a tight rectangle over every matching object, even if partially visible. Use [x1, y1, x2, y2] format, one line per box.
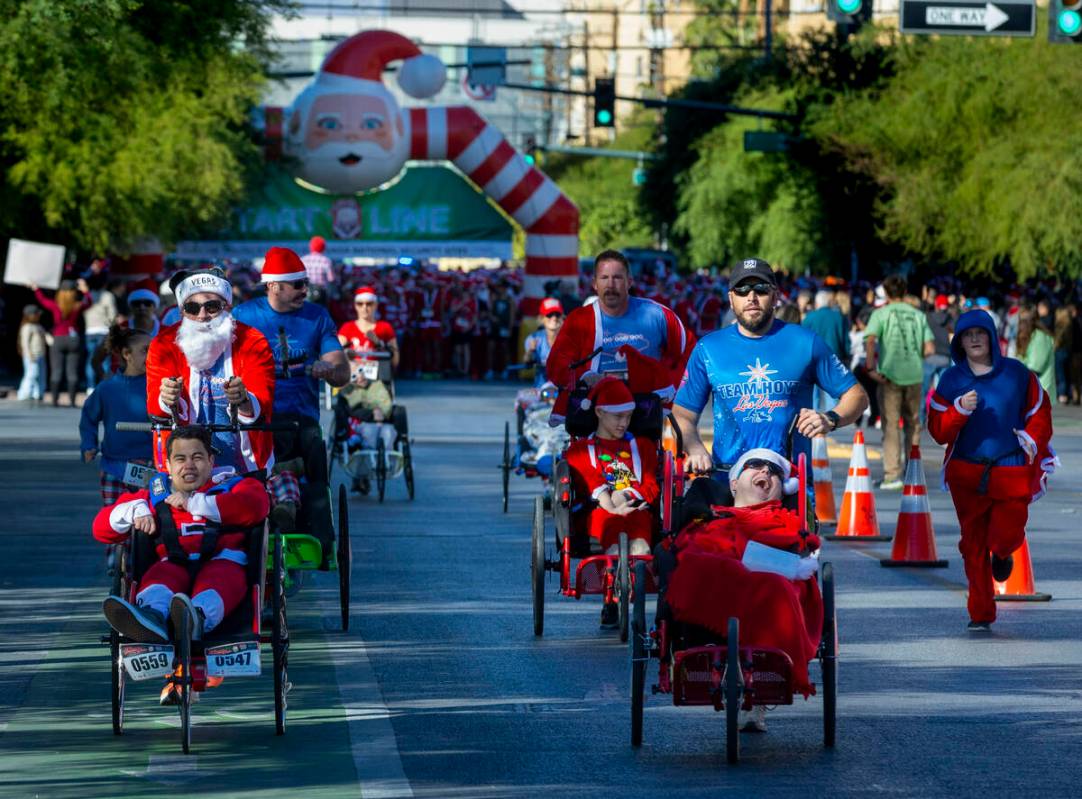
[120, 643, 174, 681]
[123, 461, 153, 488]
[205, 642, 261, 677]
[360, 361, 380, 381]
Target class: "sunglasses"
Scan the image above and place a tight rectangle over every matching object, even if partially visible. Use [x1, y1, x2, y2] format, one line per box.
[742, 458, 783, 478]
[545, 312, 564, 319]
[130, 300, 156, 309]
[732, 282, 774, 298]
[182, 299, 225, 316]
[285, 279, 309, 290]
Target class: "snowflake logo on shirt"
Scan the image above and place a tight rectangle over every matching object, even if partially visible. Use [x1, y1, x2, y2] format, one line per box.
[739, 358, 778, 385]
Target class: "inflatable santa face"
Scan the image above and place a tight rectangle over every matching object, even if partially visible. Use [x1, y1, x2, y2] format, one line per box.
[285, 30, 445, 195]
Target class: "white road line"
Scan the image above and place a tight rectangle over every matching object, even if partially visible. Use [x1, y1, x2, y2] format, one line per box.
[322, 584, 414, 799]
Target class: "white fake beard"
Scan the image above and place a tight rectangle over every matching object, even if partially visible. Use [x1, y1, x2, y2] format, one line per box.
[176, 312, 235, 371]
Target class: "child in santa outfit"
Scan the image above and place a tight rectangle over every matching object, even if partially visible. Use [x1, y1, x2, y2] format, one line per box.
[95, 426, 269, 704]
[928, 309, 1057, 631]
[564, 377, 659, 627]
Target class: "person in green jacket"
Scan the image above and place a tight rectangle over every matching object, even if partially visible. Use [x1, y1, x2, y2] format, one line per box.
[1017, 307, 1056, 396]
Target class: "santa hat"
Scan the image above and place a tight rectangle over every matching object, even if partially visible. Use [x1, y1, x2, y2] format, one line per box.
[316, 30, 445, 100]
[260, 247, 308, 283]
[354, 285, 379, 302]
[127, 288, 160, 307]
[580, 376, 635, 414]
[539, 297, 563, 316]
[309, 236, 326, 254]
[729, 448, 800, 495]
[170, 268, 232, 306]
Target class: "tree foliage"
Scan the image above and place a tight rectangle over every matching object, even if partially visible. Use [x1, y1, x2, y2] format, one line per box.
[0, 0, 287, 254]
[810, 25, 1082, 278]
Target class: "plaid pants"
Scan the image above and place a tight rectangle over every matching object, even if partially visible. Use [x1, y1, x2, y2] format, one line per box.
[99, 461, 151, 506]
[268, 470, 301, 506]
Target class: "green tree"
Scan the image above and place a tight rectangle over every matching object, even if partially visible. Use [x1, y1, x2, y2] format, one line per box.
[811, 25, 1082, 278]
[0, 0, 287, 255]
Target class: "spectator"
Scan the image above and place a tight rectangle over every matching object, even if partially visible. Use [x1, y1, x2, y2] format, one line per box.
[801, 289, 850, 411]
[301, 236, 337, 299]
[1053, 305, 1073, 404]
[33, 278, 91, 407]
[865, 275, 935, 491]
[486, 280, 516, 380]
[16, 305, 48, 402]
[849, 310, 880, 428]
[922, 294, 955, 421]
[82, 278, 121, 394]
[1016, 307, 1055, 397]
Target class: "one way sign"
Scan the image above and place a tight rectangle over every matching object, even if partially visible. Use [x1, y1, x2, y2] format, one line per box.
[900, 0, 1035, 36]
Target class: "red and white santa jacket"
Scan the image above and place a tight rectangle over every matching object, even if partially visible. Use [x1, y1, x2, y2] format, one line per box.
[92, 471, 270, 563]
[145, 322, 276, 471]
[338, 319, 397, 358]
[564, 432, 660, 507]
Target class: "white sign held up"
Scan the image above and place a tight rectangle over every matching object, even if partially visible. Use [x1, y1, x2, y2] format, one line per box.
[4, 239, 66, 289]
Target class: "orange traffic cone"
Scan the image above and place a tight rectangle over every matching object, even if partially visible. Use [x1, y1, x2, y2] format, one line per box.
[827, 430, 891, 541]
[994, 538, 1051, 601]
[811, 435, 837, 526]
[881, 446, 947, 568]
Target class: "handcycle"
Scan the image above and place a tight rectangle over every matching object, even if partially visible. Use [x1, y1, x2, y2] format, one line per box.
[628, 451, 838, 764]
[106, 418, 294, 754]
[531, 349, 686, 643]
[326, 350, 414, 503]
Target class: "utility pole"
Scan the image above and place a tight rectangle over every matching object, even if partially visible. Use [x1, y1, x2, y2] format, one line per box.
[542, 43, 555, 148]
[582, 19, 591, 146]
[649, 1, 665, 96]
[763, 0, 773, 61]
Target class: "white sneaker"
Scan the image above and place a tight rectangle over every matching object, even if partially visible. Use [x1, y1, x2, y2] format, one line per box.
[739, 705, 767, 732]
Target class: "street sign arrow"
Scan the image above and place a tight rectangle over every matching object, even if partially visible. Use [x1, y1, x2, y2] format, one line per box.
[900, 0, 1034, 36]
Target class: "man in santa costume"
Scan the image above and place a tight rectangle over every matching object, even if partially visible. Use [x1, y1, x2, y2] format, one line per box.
[546, 250, 694, 424]
[564, 377, 659, 628]
[96, 426, 269, 704]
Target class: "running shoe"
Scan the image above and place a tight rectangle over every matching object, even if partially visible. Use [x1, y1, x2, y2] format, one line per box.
[967, 621, 992, 632]
[740, 705, 768, 732]
[599, 602, 619, 629]
[991, 554, 1014, 583]
[875, 479, 904, 491]
[169, 594, 204, 642]
[103, 596, 168, 643]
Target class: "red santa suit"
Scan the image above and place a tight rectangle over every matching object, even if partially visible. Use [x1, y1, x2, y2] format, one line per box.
[146, 320, 276, 472]
[93, 471, 270, 631]
[546, 297, 695, 423]
[666, 501, 823, 696]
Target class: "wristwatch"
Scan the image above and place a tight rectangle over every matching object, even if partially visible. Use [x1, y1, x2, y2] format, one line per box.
[825, 410, 841, 431]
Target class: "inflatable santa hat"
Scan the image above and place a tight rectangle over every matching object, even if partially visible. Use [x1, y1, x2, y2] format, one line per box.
[581, 376, 635, 414]
[317, 30, 446, 100]
[729, 448, 800, 495]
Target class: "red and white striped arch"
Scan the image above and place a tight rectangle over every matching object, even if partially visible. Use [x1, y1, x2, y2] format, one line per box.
[409, 106, 579, 315]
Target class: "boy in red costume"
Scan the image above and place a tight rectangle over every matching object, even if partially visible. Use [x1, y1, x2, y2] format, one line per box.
[564, 377, 659, 628]
[97, 427, 270, 675]
[661, 448, 822, 730]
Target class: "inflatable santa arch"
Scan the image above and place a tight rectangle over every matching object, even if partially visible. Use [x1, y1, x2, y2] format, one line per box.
[284, 30, 580, 313]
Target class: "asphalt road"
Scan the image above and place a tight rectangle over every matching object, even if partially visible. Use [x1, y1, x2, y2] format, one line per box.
[2, 381, 1081, 798]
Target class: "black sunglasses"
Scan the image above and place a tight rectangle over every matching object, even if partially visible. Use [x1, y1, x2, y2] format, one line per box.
[732, 282, 774, 298]
[182, 299, 225, 316]
[130, 300, 156, 308]
[285, 279, 309, 290]
[545, 312, 564, 319]
[743, 458, 783, 478]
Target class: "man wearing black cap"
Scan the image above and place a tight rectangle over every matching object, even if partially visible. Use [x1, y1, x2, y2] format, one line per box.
[674, 258, 869, 479]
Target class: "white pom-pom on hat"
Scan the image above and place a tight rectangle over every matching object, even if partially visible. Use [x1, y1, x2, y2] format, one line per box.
[399, 53, 446, 98]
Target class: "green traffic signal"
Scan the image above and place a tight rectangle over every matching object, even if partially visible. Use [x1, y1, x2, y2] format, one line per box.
[837, 0, 862, 13]
[596, 109, 613, 126]
[1059, 9, 1082, 35]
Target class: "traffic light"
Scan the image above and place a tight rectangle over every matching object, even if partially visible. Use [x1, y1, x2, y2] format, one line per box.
[826, 0, 873, 27]
[522, 133, 537, 165]
[593, 77, 615, 128]
[1050, 0, 1082, 42]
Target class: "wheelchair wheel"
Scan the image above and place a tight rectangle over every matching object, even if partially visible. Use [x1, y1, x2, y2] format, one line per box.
[821, 561, 837, 748]
[501, 421, 511, 513]
[376, 438, 387, 503]
[337, 483, 351, 632]
[617, 533, 630, 644]
[553, 459, 571, 550]
[516, 403, 526, 436]
[109, 568, 126, 735]
[630, 560, 648, 747]
[725, 617, 741, 765]
[531, 496, 545, 637]
[177, 611, 192, 754]
[273, 531, 288, 735]
[402, 439, 415, 501]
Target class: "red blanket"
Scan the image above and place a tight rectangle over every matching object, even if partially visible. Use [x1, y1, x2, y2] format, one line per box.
[666, 502, 823, 696]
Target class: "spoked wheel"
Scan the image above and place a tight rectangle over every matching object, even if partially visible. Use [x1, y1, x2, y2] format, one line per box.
[273, 531, 288, 735]
[337, 484, 351, 632]
[725, 617, 742, 765]
[630, 560, 648, 747]
[501, 421, 511, 513]
[109, 567, 125, 735]
[821, 561, 837, 748]
[617, 533, 630, 644]
[376, 439, 387, 502]
[177, 611, 193, 754]
[531, 496, 545, 637]
[402, 440, 415, 501]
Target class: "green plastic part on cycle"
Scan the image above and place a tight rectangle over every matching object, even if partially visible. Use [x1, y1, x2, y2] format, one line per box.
[267, 533, 327, 572]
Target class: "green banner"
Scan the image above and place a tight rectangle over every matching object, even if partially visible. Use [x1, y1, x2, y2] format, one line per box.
[175, 163, 513, 260]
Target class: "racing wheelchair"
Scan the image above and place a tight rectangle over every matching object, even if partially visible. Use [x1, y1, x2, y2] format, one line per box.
[500, 379, 569, 514]
[327, 350, 414, 503]
[530, 358, 685, 644]
[628, 452, 838, 764]
[106, 420, 292, 754]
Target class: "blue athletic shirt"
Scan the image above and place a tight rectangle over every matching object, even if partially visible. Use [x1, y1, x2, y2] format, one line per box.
[78, 373, 153, 478]
[526, 329, 555, 387]
[233, 297, 342, 420]
[595, 297, 671, 374]
[675, 319, 857, 468]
